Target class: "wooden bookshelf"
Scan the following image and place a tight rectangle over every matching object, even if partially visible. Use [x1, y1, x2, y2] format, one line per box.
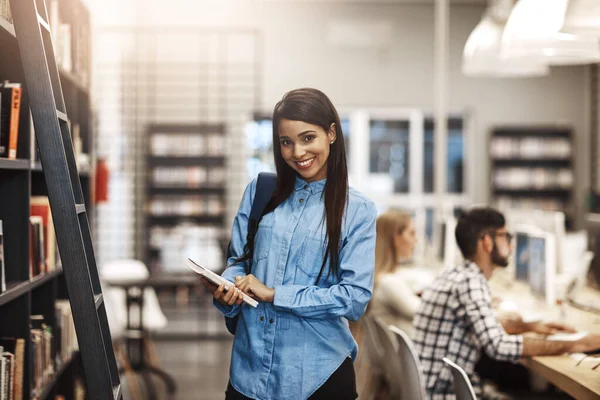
[145, 123, 227, 273]
[0, 0, 92, 398]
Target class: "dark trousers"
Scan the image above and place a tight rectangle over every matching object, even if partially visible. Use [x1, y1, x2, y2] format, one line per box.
[225, 357, 357, 400]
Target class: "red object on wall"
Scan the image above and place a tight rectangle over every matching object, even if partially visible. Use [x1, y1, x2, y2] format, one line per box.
[95, 158, 109, 203]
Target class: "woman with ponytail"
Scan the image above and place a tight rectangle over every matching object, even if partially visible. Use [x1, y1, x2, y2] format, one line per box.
[201, 88, 376, 400]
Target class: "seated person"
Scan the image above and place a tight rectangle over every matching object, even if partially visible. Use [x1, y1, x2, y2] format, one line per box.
[369, 209, 435, 337]
[413, 207, 600, 399]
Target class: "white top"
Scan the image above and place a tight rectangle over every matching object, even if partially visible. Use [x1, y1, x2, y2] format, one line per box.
[370, 265, 437, 337]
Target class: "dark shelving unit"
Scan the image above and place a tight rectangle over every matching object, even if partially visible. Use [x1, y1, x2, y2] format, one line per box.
[145, 123, 227, 273]
[0, 0, 92, 397]
[489, 126, 575, 225]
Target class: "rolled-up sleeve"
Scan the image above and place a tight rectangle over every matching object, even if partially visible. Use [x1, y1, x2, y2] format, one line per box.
[273, 200, 376, 321]
[457, 276, 523, 362]
[213, 178, 257, 317]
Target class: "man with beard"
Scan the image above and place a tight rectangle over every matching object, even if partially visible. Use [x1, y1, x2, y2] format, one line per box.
[412, 207, 600, 400]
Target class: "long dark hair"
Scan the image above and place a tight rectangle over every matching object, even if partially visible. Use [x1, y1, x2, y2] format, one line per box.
[236, 88, 349, 282]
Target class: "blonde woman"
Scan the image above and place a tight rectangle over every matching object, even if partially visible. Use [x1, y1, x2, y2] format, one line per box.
[369, 209, 433, 337]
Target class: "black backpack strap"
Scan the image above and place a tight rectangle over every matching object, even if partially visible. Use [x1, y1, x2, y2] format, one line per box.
[247, 172, 277, 240]
[226, 172, 277, 270]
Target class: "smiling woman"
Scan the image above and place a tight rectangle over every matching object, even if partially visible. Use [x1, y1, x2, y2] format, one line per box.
[202, 88, 377, 400]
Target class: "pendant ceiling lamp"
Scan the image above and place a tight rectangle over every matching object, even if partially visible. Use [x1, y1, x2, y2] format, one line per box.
[561, 0, 600, 37]
[463, 15, 549, 77]
[501, 0, 600, 66]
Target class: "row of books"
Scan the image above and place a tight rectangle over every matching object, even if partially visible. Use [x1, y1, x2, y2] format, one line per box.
[0, 0, 12, 23]
[152, 224, 224, 274]
[30, 302, 78, 399]
[0, 81, 22, 160]
[0, 338, 24, 400]
[150, 225, 224, 249]
[493, 168, 573, 190]
[152, 167, 226, 187]
[30, 197, 59, 278]
[48, 0, 90, 87]
[149, 196, 225, 217]
[150, 133, 226, 157]
[490, 137, 572, 160]
[495, 197, 567, 213]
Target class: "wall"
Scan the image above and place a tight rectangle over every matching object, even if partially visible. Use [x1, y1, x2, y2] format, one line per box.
[90, 0, 590, 264]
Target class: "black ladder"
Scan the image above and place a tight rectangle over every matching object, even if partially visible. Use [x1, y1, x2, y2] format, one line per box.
[8, 0, 122, 399]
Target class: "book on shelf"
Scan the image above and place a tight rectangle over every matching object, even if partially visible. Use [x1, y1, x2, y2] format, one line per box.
[0, 81, 22, 160]
[30, 197, 58, 273]
[29, 217, 45, 279]
[0, 338, 25, 400]
[0, 220, 5, 293]
[30, 315, 54, 396]
[0, 0, 12, 24]
[1, 348, 15, 400]
[54, 301, 78, 365]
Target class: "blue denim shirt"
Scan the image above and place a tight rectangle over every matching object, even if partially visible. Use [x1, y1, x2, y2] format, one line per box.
[214, 176, 376, 400]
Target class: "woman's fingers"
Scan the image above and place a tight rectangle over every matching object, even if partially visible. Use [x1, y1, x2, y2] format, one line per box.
[214, 284, 226, 300]
[235, 290, 244, 305]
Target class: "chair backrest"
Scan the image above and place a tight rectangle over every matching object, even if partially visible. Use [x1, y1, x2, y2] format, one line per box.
[388, 325, 428, 400]
[362, 315, 385, 374]
[442, 357, 478, 400]
[372, 317, 403, 397]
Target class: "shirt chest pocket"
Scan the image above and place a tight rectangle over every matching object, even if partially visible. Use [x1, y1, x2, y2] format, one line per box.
[254, 215, 274, 261]
[296, 230, 345, 284]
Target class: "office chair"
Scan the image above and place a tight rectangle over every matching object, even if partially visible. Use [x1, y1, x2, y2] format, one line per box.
[362, 315, 386, 375]
[442, 357, 478, 400]
[387, 324, 428, 400]
[372, 317, 403, 398]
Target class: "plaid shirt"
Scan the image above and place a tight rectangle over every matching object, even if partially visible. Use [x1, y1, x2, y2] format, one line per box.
[413, 262, 523, 399]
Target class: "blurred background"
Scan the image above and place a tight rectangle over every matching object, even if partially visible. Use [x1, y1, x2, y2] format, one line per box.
[2, 0, 600, 399]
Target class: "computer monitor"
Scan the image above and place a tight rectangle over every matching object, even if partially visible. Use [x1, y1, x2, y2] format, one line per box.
[436, 216, 459, 268]
[585, 213, 600, 289]
[514, 232, 529, 283]
[503, 209, 566, 272]
[512, 226, 557, 306]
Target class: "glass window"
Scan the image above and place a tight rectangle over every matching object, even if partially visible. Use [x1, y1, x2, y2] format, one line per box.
[370, 120, 410, 193]
[245, 117, 274, 178]
[423, 118, 464, 193]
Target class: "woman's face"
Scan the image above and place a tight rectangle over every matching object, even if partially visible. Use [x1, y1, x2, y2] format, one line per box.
[394, 219, 417, 260]
[278, 118, 336, 183]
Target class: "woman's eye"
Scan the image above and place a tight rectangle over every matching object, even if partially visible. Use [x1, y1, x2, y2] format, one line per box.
[281, 140, 291, 146]
[304, 135, 315, 142]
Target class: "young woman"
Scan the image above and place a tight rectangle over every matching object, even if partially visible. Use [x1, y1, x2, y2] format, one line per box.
[369, 209, 434, 337]
[201, 88, 377, 400]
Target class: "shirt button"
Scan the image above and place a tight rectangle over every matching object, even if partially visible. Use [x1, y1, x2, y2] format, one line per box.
[269, 318, 274, 324]
[299, 198, 304, 203]
[260, 316, 265, 321]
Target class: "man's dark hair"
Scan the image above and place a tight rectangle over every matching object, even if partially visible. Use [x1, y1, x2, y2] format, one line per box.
[455, 207, 506, 259]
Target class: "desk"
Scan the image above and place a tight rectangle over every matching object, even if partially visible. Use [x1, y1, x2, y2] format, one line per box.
[489, 276, 600, 400]
[105, 274, 200, 400]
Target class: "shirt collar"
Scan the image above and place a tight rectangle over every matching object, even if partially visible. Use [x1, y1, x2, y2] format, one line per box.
[294, 175, 326, 194]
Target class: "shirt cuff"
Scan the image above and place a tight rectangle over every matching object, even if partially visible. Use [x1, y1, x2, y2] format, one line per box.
[513, 334, 524, 360]
[213, 298, 241, 318]
[273, 285, 302, 310]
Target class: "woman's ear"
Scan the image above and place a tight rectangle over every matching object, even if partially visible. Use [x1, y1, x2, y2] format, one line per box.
[328, 123, 337, 145]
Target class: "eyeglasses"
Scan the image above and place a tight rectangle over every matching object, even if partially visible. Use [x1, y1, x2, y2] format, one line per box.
[481, 231, 513, 243]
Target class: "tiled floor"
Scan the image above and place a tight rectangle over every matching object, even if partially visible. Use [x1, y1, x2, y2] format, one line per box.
[154, 339, 233, 400]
